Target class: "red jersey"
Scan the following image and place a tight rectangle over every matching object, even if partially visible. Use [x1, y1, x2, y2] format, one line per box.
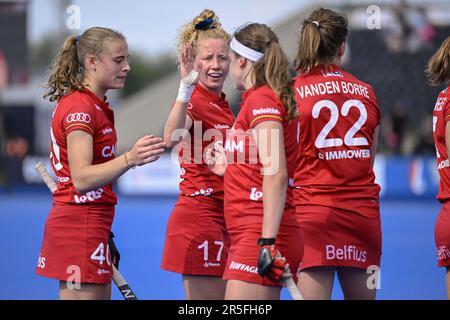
[224, 86, 299, 228]
[433, 86, 450, 202]
[50, 89, 117, 205]
[178, 84, 235, 197]
[293, 64, 381, 218]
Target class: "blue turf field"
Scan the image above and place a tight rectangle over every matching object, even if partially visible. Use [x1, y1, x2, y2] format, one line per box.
[0, 193, 446, 300]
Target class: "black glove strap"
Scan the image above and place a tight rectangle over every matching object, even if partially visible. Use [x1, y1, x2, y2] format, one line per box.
[257, 237, 276, 246]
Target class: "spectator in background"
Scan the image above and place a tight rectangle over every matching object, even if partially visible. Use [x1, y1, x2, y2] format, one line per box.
[412, 115, 435, 155]
[383, 101, 409, 154]
[0, 50, 8, 88]
[384, 0, 437, 54]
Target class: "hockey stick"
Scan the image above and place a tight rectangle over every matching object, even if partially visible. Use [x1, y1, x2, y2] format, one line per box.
[34, 162, 138, 300]
[282, 275, 303, 300]
[277, 253, 304, 300]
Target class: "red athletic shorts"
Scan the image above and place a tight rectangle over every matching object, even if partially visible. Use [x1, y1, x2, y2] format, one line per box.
[223, 207, 303, 287]
[296, 204, 381, 271]
[161, 194, 229, 276]
[36, 203, 115, 284]
[435, 200, 450, 267]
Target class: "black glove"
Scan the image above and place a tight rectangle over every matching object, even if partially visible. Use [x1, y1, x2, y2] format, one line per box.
[108, 232, 121, 270]
[257, 238, 287, 281]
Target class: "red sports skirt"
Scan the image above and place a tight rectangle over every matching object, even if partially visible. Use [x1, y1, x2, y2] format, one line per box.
[161, 194, 230, 276]
[435, 200, 450, 267]
[296, 204, 381, 271]
[36, 203, 115, 284]
[223, 206, 303, 286]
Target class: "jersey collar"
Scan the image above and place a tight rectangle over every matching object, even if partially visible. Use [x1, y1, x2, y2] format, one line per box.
[195, 83, 227, 106]
[83, 87, 111, 110]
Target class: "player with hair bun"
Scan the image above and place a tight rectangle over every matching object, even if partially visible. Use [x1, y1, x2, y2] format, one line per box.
[36, 27, 165, 300]
[161, 9, 235, 300]
[426, 36, 450, 299]
[293, 8, 382, 300]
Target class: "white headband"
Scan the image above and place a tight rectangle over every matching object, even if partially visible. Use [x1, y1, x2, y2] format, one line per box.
[230, 37, 264, 62]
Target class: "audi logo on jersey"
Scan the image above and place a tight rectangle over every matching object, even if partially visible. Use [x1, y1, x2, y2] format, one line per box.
[66, 113, 92, 123]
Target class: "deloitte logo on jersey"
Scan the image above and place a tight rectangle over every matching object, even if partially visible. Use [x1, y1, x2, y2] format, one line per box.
[252, 107, 280, 116]
[73, 188, 104, 204]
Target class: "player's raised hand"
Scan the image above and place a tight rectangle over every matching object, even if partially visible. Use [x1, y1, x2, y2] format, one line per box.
[127, 135, 165, 166]
[179, 43, 202, 83]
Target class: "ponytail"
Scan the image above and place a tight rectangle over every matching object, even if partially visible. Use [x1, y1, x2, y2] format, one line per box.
[426, 36, 450, 86]
[252, 40, 296, 120]
[294, 8, 348, 73]
[295, 22, 321, 73]
[43, 35, 84, 102]
[234, 23, 297, 120]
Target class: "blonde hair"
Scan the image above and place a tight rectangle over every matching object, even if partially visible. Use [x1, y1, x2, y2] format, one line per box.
[44, 27, 126, 101]
[295, 7, 348, 73]
[233, 23, 297, 120]
[177, 9, 230, 57]
[426, 37, 450, 86]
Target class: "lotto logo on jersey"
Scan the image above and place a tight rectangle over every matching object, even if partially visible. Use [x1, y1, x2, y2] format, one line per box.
[189, 188, 214, 196]
[438, 159, 450, 170]
[57, 176, 70, 183]
[252, 107, 281, 116]
[73, 188, 104, 204]
[249, 187, 263, 201]
[66, 112, 91, 123]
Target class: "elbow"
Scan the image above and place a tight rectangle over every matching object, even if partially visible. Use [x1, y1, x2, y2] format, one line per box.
[163, 136, 178, 148]
[163, 129, 180, 148]
[72, 177, 90, 194]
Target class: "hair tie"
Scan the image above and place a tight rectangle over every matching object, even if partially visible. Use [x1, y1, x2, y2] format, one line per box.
[75, 35, 81, 44]
[195, 18, 215, 30]
[312, 21, 320, 28]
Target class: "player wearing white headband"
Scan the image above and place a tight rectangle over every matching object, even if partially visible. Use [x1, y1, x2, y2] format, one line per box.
[207, 22, 303, 300]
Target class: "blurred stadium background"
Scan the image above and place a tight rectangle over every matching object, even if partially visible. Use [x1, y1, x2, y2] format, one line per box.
[0, 0, 450, 299]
